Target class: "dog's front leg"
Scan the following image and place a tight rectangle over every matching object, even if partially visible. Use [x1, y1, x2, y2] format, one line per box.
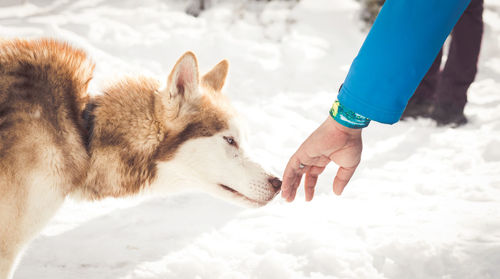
[0, 245, 20, 279]
[0, 176, 66, 279]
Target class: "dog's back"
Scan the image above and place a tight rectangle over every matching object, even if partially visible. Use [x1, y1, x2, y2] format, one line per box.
[0, 39, 94, 278]
[0, 39, 94, 190]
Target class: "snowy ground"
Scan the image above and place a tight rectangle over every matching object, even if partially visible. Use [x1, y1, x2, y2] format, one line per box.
[2, 0, 500, 278]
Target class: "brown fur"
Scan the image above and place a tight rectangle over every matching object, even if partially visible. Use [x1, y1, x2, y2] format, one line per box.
[0, 38, 95, 279]
[0, 39, 93, 193]
[0, 39, 273, 278]
[80, 76, 230, 199]
[0, 39, 232, 200]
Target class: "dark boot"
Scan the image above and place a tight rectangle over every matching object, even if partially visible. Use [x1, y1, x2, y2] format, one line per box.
[401, 49, 442, 120]
[401, 97, 434, 119]
[430, 106, 468, 127]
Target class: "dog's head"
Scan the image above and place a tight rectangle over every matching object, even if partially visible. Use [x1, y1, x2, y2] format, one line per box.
[154, 52, 281, 207]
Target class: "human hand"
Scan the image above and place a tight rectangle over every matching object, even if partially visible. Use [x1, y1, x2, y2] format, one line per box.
[281, 116, 363, 202]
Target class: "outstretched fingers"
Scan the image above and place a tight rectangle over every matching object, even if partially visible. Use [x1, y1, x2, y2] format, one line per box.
[282, 117, 363, 201]
[283, 147, 331, 201]
[304, 166, 325, 201]
[332, 165, 357, 195]
[282, 150, 323, 202]
[282, 156, 304, 202]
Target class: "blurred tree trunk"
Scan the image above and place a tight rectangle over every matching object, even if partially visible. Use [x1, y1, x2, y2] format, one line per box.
[358, 0, 385, 28]
[186, 0, 209, 17]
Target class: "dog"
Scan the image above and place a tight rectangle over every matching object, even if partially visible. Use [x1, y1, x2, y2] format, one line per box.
[0, 38, 281, 279]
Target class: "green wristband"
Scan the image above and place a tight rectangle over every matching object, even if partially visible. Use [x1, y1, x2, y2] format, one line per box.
[329, 100, 370, 129]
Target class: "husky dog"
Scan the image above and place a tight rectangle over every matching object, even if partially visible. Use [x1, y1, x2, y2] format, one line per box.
[0, 39, 281, 279]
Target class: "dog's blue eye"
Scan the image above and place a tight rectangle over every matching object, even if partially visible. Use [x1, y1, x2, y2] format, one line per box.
[223, 136, 237, 147]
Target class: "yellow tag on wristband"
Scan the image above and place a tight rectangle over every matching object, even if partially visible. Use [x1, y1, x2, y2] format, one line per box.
[329, 100, 370, 129]
[331, 100, 339, 117]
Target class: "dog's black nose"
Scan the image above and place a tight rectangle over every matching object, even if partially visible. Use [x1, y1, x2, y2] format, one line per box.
[268, 177, 282, 189]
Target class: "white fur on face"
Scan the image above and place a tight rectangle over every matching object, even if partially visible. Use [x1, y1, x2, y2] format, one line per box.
[153, 118, 279, 207]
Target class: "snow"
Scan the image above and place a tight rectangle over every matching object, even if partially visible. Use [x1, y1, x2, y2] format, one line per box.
[1, 0, 499, 278]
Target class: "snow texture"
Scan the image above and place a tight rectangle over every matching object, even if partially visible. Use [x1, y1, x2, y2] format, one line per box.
[1, 0, 500, 278]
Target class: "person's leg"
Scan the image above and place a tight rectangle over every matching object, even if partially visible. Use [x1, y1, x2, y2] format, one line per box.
[401, 49, 442, 119]
[432, 0, 484, 126]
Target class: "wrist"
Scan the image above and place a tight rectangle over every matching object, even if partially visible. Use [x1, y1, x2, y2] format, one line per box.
[329, 100, 370, 129]
[326, 115, 361, 136]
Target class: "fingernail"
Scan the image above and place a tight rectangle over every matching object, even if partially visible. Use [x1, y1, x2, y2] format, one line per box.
[333, 186, 341, 196]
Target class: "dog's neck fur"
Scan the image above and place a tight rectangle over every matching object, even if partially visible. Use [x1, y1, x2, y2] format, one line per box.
[1, 39, 230, 200]
[77, 77, 228, 200]
[78, 77, 165, 199]
[82, 102, 97, 151]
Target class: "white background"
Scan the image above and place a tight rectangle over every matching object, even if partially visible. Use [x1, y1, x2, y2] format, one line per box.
[2, 0, 500, 278]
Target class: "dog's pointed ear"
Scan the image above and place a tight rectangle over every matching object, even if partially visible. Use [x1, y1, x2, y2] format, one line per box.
[160, 52, 199, 119]
[167, 51, 200, 98]
[202, 59, 229, 92]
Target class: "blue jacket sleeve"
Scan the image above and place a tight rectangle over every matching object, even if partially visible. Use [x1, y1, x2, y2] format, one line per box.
[337, 0, 471, 124]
